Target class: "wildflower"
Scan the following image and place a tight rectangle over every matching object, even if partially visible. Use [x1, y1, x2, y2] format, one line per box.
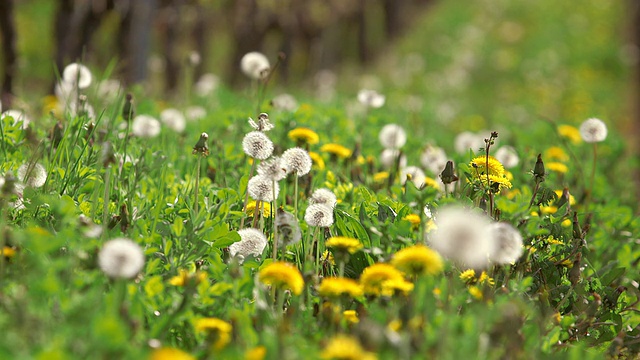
[326, 236, 363, 254]
[247, 175, 280, 202]
[248, 113, 274, 132]
[459, 269, 476, 284]
[240, 52, 270, 80]
[381, 278, 414, 296]
[276, 209, 302, 247]
[62, 62, 92, 89]
[478, 271, 495, 286]
[304, 204, 334, 227]
[194, 73, 220, 97]
[229, 228, 268, 261]
[98, 238, 145, 279]
[150, 347, 195, 360]
[373, 172, 389, 183]
[244, 200, 271, 218]
[282, 148, 312, 176]
[242, 131, 274, 160]
[420, 145, 448, 175]
[301, 153, 322, 172]
[454, 131, 484, 154]
[17, 163, 47, 188]
[360, 263, 405, 296]
[424, 177, 441, 190]
[245, 346, 267, 360]
[554, 190, 576, 206]
[579, 118, 607, 143]
[169, 269, 207, 287]
[440, 160, 459, 185]
[194, 318, 232, 350]
[131, 115, 161, 138]
[380, 149, 407, 169]
[321, 335, 377, 360]
[391, 244, 443, 276]
[258, 261, 304, 295]
[494, 146, 519, 168]
[321, 143, 352, 159]
[547, 162, 568, 173]
[558, 125, 582, 144]
[271, 93, 298, 112]
[357, 89, 386, 108]
[428, 205, 494, 269]
[545, 146, 569, 162]
[489, 222, 524, 264]
[400, 166, 426, 188]
[309, 188, 337, 208]
[2, 246, 16, 259]
[403, 214, 421, 230]
[2, 110, 30, 129]
[318, 277, 363, 298]
[192, 133, 209, 156]
[257, 156, 287, 181]
[288, 127, 319, 145]
[343, 310, 359, 324]
[378, 124, 406, 149]
[160, 108, 186, 133]
[468, 286, 483, 300]
[469, 155, 505, 177]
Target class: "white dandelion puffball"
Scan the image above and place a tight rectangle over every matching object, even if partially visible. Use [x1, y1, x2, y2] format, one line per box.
[428, 205, 494, 269]
[420, 145, 448, 175]
[230, 228, 268, 261]
[248, 113, 274, 132]
[185, 106, 207, 121]
[276, 210, 302, 248]
[132, 115, 161, 138]
[257, 156, 288, 181]
[97, 79, 122, 101]
[380, 149, 407, 170]
[195, 73, 220, 97]
[98, 238, 145, 279]
[282, 147, 312, 176]
[240, 52, 270, 80]
[379, 124, 407, 149]
[242, 131, 274, 160]
[17, 163, 47, 188]
[304, 204, 334, 227]
[247, 175, 280, 202]
[309, 188, 337, 208]
[454, 131, 484, 154]
[2, 110, 30, 129]
[272, 93, 298, 112]
[400, 166, 426, 188]
[62, 63, 92, 89]
[67, 101, 96, 120]
[494, 146, 519, 169]
[579, 118, 608, 143]
[55, 80, 78, 106]
[357, 89, 386, 108]
[160, 108, 186, 133]
[489, 222, 524, 265]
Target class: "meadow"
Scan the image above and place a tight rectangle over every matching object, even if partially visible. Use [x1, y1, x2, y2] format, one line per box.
[1, 0, 639, 359]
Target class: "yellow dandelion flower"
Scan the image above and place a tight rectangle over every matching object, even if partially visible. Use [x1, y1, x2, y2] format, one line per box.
[547, 162, 568, 174]
[320, 143, 352, 159]
[391, 245, 443, 276]
[469, 156, 506, 177]
[387, 319, 402, 332]
[258, 261, 304, 295]
[478, 174, 512, 189]
[321, 250, 336, 266]
[554, 190, 576, 206]
[245, 346, 267, 360]
[424, 177, 440, 189]
[321, 335, 377, 360]
[545, 236, 564, 245]
[318, 277, 363, 298]
[402, 214, 421, 230]
[459, 269, 476, 284]
[244, 201, 272, 218]
[469, 286, 483, 300]
[558, 125, 582, 144]
[360, 263, 405, 296]
[433, 287, 442, 296]
[194, 318, 232, 350]
[169, 269, 207, 287]
[288, 127, 319, 145]
[150, 347, 196, 360]
[326, 236, 363, 254]
[381, 278, 414, 296]
[562, 219, 572, 227]
[343, 310, 359, 324]
[373, 172, 389, 183]
[478, 271, 495, 286]
[309, 151, 325, 170]
[2, 246, 16, 259]
[545, 146, 569, 162]
[540, 206, 558, 214]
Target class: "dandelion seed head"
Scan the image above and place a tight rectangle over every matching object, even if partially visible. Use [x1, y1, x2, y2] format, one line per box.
[240, 52, 270, 80]
[454, 131, 484, 154]
[489, 222, 524, 265]
[378, 124, 407, 149]
[494, 146, 519, 168]
[132, 115, 161, 138]
[271, 93, 298, 112]
[420, 145, 448, 175]
[579, 118, 607, 143]
[309, 188, 337, 208]
[357, 89, 385, 108]
[62, 63, 92, 89]
[242, 131, 274, 160]
[282, 147, 312, 176]
[400, 166, 426, 188]
[248, 113, 274, 132]
[229, 228, 268, 261]
[304, 204, 334, 227]
[276, 210, 302, 247]
[380, 149, 407, 169]
[257, 156, 287, 181]
[195, 73, 220, 97]
[2, 110, 30, 129]
[98, 238, 145, 279]
[160, 108, 186, 133]
[96, 79, 122, 102]
[185, 106, 206, 121]
[247, 175, 279, 202]
[17, 163, 47, 188]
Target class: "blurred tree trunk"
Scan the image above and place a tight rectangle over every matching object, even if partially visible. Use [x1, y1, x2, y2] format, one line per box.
[54, 0, 74, 85]
[356, 0, 369, 63]
[228, 0, 266, 86]
[0, 0, 17, 108]
[633, 0, 640, 200]
[191, 2, 208, 80]
[126, 0, 157, 84]
[383, 0, 404, 39]
[159, 0, 181, 92]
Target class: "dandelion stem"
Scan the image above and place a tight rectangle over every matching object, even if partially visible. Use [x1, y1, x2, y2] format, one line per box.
[103, 165, 111, 238]
[293, 175, 299, 218]
[528, 178, 542, 209]
[194, 156, 201, 215]
[240, 160, 257, 229]
[272, 180, 278, 261]
[584, 143, 598, 213]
